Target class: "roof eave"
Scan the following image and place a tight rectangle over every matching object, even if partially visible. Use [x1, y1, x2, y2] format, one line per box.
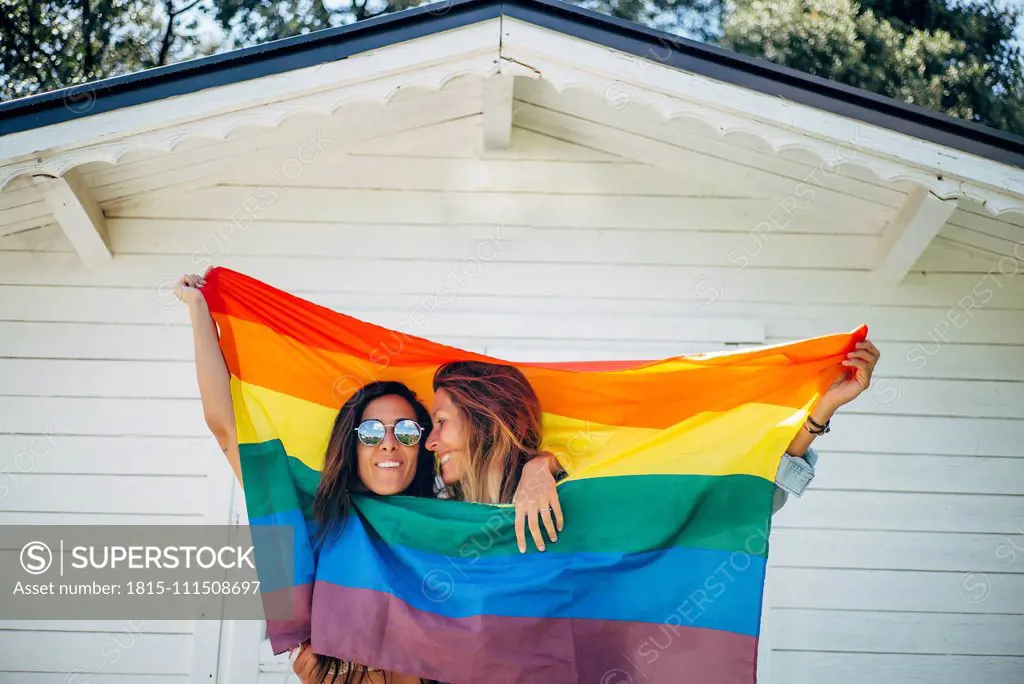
[0, 0, 1021, 170]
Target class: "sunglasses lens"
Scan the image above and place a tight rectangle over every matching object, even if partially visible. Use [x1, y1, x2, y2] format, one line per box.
[357, 420, 385, 446]
[393, 419, 422, 446]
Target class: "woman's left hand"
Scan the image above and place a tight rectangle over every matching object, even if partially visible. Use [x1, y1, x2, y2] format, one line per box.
[822, 339, 880, 409]
[513, 453, 564, 553]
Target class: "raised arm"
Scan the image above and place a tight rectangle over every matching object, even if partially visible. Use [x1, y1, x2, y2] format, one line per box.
[773, 339, 880, 512]
[175, 272, 243, 485]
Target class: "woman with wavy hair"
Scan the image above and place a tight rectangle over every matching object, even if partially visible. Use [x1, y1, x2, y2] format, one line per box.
[426, 338, 883, 551]
[428, 360, 565, 554]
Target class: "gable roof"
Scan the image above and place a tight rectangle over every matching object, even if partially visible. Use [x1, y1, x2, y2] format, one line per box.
[1, 0, 1022, 169]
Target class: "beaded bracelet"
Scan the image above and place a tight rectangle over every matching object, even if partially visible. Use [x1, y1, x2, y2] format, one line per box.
[805, 415, 831, 435]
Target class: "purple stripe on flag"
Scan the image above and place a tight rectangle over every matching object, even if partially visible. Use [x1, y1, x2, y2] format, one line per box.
[311, 582, 756, 684]
[264, 582, 313, 655]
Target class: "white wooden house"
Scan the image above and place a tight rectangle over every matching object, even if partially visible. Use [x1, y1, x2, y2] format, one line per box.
[1, 0, 1022, 682]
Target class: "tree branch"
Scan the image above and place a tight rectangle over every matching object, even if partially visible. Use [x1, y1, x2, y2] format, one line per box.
[158, 0, 176, 66]
[352, 0, 370, 22]
[158, 0, 204, 66]
[82, 0, 95, 76]
[176, 0, 206, 16]
[24, 0, 48, 90]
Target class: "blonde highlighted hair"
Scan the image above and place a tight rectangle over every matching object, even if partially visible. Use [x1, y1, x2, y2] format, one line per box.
[432, 361, 543, 504]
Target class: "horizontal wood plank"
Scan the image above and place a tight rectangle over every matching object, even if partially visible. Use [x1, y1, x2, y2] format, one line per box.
[0, 631, 191, 673]
[769, 609, 1024, 656]
[105, 185, 889, 235]
[0, 513, 203, 526]
[0, 473, 211, 515]
[769, 529, 1024, 573]
[947, 207, 1024, 245]
[773, 489, 1024, 534]
[2, 251, 1022, 313]
[0, 435, 213, 476]
[0, 675, 188, 684]
[0, 621, 192, 634]
[808, 452, 1024, 494]
[770, 652, 1024, 684]
[767, 568, 1024, 613]
[5, 219, 887, 270]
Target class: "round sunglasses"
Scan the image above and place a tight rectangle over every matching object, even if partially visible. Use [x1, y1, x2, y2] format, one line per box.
[354, 419, 424, 447]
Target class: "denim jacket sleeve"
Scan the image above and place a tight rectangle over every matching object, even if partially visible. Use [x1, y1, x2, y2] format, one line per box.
[771, 447, 818, 514]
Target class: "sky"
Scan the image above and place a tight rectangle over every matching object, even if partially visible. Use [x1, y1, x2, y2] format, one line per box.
[1010, 0, 1024, 47]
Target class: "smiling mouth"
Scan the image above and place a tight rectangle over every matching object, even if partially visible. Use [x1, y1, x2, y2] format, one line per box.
[375, 460, 403, 470]
[438, 454, 451, 467]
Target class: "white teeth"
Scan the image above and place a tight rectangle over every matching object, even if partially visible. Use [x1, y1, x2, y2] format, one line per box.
[376, 461, 401, 469]
[439, 454, 451, 466]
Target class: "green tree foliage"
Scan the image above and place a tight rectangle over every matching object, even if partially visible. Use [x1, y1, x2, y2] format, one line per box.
[574, 0, 723, 39]
[0, 1, 215, 100]
[721, 0, 1024, 134]
[208, 0, 337, 46]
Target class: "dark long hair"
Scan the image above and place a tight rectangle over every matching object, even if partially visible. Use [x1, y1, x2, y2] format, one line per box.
[433, 361, 543, 504]
[310, 380, 436, 684]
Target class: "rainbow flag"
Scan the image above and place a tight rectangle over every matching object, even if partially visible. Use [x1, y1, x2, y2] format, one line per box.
[202, 267, 865, 684]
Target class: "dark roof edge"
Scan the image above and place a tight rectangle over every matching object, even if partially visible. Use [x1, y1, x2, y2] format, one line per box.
[1, 0, 1021, 169]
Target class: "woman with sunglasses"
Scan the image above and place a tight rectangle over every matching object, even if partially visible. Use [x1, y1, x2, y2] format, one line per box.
[299, 380, 441, 684]
[175, 272, 437, 683]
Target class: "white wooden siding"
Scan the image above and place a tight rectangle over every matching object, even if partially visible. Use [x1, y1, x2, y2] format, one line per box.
[1, 111, 1022, 684]
[939, 205, 1024, 260]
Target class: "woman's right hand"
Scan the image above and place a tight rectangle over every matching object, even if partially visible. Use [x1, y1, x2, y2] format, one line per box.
[174, 271, 208, 307]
